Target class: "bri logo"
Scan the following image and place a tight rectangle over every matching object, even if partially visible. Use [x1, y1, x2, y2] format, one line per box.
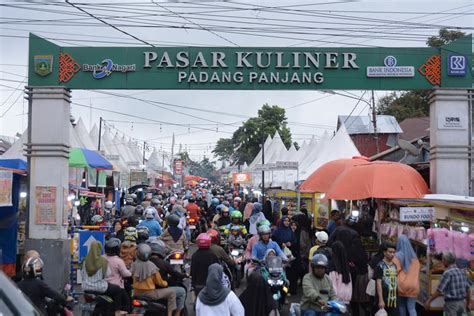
[447, 55, 466, 77]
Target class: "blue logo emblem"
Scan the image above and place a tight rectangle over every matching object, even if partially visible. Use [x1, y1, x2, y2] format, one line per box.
[93, 59, 114, 79]
[448, 54, 467, 77]
[384, 56, 397, 67]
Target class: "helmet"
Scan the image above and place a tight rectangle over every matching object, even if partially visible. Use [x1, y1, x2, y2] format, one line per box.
[170, 196, 177, 204]
[230, 211, 242, 219]
[207, 229, 220, 244]
[124, 227, 138, 241]
[257, 219, 271, 228]
[91, 214, 104, 225]
[188, 197, 195, 203]
[105, 201, 113, 209]
[135, 205, 144, 216]
[221, 207, 229, 214]
[345, 214, 359, 226]
[230, 225, 241, 232]
[130, 193, 137, 199]
[148, 240, 167, 258]
[211, 198, 220, 206]
[222, 201, 230, 207]
[258, 224, 271, 235]
[234, 196, 241, 202]
[22, 257, 44, 278]
[196, 233, 212, 249]
[216, 204, 225, 213]
[137, 226, 150, 241]
[167, 214, 180, 227]
[144, 207, 155, 219]
[137, 243, 152, 261]
[151, 198, 160, 207]
[311, 253, 328, 267]
[105, 238, 121, 256]
[315, 231, 329, 243]
[126, 197, 134, 204]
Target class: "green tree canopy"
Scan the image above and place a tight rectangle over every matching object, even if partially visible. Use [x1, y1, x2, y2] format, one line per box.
[213, 104, 294, 165]
[378, 29, 465, 122]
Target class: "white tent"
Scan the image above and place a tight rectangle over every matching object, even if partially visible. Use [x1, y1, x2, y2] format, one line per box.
[300, 125, 360, 180]
[0, 129, 27, 160]
[264, 132, 288, 164]
[90, 124, 99, 148]
[70, 123, 85, 148]
[248, 134, 272, 169]
[128, 139, 143, 165]
[101, 126, 128, 173]
[74, 118, 96, 150]
[113, 133, 135, 168]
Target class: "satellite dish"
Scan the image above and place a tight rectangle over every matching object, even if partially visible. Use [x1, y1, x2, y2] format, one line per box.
[398, 139, 419, 163]
[398, 139, 419, 156]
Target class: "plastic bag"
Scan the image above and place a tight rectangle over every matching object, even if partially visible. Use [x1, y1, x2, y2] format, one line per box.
[289, 303, 301, 316]
[375, 308, 388, 316]
[365, 279, 376, 296]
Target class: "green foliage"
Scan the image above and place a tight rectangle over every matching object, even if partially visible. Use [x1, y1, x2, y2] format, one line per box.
[212, 103, 293, 165]
[427, 28, 466, 48]
[378, 29, 465, 122]
[187, 157, 218, 182]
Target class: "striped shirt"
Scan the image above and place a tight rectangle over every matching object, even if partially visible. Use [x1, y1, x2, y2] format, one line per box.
[438, 265, 471, 300]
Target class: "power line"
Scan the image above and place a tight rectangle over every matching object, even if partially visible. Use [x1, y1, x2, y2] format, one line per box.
[65, 0, 155, 46]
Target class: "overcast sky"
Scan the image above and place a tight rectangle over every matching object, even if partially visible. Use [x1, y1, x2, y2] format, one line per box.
[0, 0, 472, 161]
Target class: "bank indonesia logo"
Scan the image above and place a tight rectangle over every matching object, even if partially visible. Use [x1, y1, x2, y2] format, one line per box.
[384, 56, 397, 67]
[448, 54, 466, 76]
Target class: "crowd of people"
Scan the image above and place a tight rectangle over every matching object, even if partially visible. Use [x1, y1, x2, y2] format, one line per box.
[12, 185, 472, 316]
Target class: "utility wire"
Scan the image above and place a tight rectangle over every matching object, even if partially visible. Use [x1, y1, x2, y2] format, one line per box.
[65, 0, 155, 46]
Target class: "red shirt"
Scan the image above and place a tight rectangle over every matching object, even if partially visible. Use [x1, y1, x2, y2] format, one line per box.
[186, 203, 200, 221]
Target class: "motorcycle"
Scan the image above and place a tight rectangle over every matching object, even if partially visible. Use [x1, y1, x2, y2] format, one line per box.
[81, 291, 114, 316]
[166, 250, 187, 273]
[131, 295, 167, 316]
[227, 239, 246, 288]
[254, 256, 289, 310]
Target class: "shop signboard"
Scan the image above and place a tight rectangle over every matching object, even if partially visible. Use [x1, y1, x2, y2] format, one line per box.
[174, 160, 183, 175]
[400, 206, 435, 222]
[232, 173, 252, 184]
[35, 186, 57, 224]
[130, 169, 147, 186]
[0, 170, 13, 207]
[276, 161, 299, 170]
[28, 34, 472, 90]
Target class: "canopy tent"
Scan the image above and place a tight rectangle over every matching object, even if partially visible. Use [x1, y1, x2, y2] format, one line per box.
[248, 134, 273, 169]
[0, 159, 27, 171]
[0, 130, 27, 160]
[101, 126, 128, 173]
[69, 148, 113, 170]
[300, 125, 360, 180]
[74, 118, 96, 150]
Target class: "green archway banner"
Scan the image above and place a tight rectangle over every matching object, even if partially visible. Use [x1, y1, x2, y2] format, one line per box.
[28, 33, 472, 90]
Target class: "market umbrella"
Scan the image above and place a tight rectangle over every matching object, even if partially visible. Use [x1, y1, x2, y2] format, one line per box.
[300, 156, 369, 193]
[69, 148, 113, 170]
[326, 161, 430, 200]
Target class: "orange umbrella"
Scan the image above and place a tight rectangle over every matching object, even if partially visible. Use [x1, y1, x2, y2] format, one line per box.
[326, 161, 430, 200]
[300, 156, 369, 193]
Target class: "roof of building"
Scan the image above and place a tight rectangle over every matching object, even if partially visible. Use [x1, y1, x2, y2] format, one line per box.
[398, 117, 430, 140]
[338, 115, 402, 135]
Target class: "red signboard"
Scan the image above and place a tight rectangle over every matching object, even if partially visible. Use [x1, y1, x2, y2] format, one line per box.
[174, 159, 183, 175]
[232, 173, 252, 184]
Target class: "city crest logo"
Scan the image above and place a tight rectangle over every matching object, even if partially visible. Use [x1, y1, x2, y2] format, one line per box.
[34, 55, 53, 77]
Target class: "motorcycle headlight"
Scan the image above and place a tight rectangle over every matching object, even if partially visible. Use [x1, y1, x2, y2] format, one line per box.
[231, 250, 239, 256]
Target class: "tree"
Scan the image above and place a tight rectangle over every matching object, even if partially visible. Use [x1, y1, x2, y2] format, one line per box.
[212, 103, 293, 165]
[188, 157, 218, 182]
[378, 29, 465, 122]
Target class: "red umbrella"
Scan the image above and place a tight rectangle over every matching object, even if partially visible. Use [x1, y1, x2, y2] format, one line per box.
[326, 161, 430, 200]
[300, 156, 369, 193]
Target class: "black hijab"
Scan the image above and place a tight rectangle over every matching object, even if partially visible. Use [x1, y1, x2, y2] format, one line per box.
[262, 200, 273, 224]
[293, 208, 311, 232]
[327, 241, 351, 284]
[239, 271, 276, 316]
[198, 263, 230, 306]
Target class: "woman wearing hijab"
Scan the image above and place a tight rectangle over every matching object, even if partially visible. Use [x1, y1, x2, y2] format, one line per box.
[196, 263, 244, 316]
[131, 243, 177, 316]
[327, 241, 352, 305]
[239, 271, 278, 316]
[393, 235, 420, 316]
[262, 200, 273, 225]
[81, 241, 127, 315]
[159, 214, 186, 254]
[272, 215, 299, 294]
[248, 202, 267, 235]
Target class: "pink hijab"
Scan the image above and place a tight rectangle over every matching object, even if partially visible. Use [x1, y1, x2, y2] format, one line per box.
[243, 202, 254, 222]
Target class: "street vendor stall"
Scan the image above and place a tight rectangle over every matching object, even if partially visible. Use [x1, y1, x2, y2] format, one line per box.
[380, 195, 474, 312]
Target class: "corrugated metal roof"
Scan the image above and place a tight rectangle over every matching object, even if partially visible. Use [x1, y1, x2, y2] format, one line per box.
[338, 115, 402, 134]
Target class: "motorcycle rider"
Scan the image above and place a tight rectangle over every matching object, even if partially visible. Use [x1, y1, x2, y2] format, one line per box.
[121, 197, 136, 219]
[207, 229, 235, 269]
[133, 205, 145, 223]
[215, 206, 231, 228]
[159, 214, 187, 254]
[224, 211, 248, 236]
[186, 197, 200, 224]
[105, 238, 131, 312]
[191, 233, 220, 297]
[227, 225, 246, 246]
[17, 255, 73, 315]
[138, 208, 162, 237]
[120, 227, 138, 269]
[196, 193, 209, 220]
[251, 225, 287, 262]
[301, 254, 337, 315]
[131, 244, 177, 316]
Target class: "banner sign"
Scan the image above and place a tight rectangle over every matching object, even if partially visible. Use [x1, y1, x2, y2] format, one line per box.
[130, 170, 147, 186]
[28, 34, 472, 90]
[0, 171, 13, 207]
[276, 161, 299, 170]
[400, 206, 436, 222]
[174, 160, 183, 176]
[232, 173, 252, 184]
[35, 186, 57, 224]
